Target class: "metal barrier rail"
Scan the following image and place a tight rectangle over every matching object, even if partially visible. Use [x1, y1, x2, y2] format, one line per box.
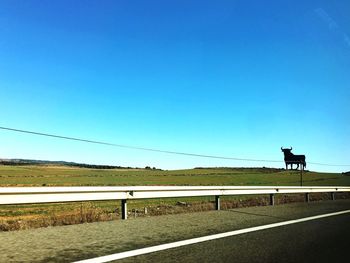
[1, 186, 349, 219]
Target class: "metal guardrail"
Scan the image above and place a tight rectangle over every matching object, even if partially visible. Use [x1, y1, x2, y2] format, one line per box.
[1, 186, 349, 219]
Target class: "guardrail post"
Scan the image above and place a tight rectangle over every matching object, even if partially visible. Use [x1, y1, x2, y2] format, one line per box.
[121, 199, 127, 220]
[305, 193, 310, 203]
[269, 194, 275, 206]
[331, 192, 335, 201]
[215, 195, 220, 210]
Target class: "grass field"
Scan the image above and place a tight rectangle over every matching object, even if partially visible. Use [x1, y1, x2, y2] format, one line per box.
[1, 165, 349, 231]
[1, 165, 349, 186]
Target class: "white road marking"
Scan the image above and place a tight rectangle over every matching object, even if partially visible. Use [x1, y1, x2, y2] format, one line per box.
[74, 210, 350, 263]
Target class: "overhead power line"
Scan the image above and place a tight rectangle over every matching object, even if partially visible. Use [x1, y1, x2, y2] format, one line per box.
[1, 126, 349, 167]
[307, 161, 350, 167]
[0, 126, 283, 162]
[0, 126, 280, 163]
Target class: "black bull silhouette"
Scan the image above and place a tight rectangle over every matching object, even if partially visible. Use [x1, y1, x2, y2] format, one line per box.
[281, 147, 306, 170]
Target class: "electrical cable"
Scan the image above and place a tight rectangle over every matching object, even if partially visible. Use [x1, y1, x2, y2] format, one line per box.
[1, 126, 349, 167]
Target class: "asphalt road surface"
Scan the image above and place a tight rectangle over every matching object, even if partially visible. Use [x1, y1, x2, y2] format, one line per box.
[0, 199, 349, 263]
[120, 211, 350, 263]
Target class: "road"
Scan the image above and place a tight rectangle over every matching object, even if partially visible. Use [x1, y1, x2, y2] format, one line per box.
[120, 211, 350, 263]
[0, 199, 349, 262]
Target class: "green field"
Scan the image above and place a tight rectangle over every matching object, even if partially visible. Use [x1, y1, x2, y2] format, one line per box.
[1, 165, 349, 231]
[1, 165, 349, 186]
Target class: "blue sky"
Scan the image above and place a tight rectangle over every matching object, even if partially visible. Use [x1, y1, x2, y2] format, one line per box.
[0, 0, 349, 172]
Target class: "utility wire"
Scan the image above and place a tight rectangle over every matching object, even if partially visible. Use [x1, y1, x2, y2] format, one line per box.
[307, 161, 350, 167]
[0, 126, 281, 162]
[0, 126, 282, 163]
[1, 126, 349, 167]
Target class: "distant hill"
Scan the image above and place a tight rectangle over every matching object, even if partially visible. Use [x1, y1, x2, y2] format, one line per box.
[0, 158, 135, 169]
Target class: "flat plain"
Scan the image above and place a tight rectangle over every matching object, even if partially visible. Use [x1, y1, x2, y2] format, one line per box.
[1, 165, 349, 186]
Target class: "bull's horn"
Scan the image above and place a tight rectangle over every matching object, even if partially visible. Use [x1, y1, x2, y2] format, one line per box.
[281, 147, 283, 150]
[290, 147, 293, 150]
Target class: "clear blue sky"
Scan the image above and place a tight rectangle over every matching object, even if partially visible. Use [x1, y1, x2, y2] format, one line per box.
[1, 0, 349, 172]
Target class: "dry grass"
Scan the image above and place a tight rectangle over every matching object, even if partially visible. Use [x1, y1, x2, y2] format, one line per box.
[3, 192, 346, 232]
[0, 203, 116, 231]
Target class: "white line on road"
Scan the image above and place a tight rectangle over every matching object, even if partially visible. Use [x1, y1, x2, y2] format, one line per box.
[74, 209, 350, 263]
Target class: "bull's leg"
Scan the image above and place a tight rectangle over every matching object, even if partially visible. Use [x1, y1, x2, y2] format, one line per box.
[291, 163, 293, 169]
[296, 163, 299, 170]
